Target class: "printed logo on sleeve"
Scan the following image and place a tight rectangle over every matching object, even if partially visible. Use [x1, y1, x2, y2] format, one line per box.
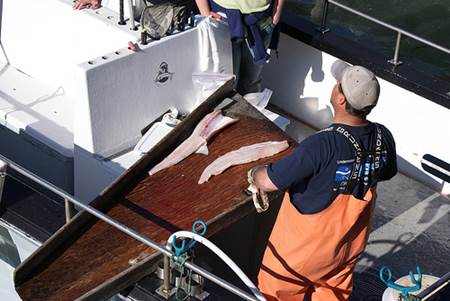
[335, 164, 352, 181]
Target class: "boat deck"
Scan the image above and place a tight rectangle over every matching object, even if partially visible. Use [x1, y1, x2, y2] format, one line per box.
[351, 170, 450, 300]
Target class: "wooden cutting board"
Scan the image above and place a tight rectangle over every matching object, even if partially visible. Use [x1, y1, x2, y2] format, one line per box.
[14, 83, 295, 300]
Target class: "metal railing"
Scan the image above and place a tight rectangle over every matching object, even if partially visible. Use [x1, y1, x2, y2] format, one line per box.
[317, 0, 450, 66]
[0, 154, 260, 301]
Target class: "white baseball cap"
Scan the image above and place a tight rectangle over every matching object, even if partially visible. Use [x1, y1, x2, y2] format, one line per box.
[331, 60, 380, 110]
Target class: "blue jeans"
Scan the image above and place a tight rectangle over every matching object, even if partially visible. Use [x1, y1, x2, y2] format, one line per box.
[232, 40, 265, 95]
[232, 22, 274, 95]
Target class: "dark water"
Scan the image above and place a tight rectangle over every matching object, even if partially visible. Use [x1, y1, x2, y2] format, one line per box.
[285, 0, 450, 81]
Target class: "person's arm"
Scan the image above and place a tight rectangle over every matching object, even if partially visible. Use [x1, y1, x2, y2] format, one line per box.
[272, 0, 285, 25]
[251, 140, 316, 193]
[73, 0, 101, 10]
[195, 0, 222, 20]
[378, 126, 398, 181]
[254, 166, 278, 192]
[195, 0, 211, 16]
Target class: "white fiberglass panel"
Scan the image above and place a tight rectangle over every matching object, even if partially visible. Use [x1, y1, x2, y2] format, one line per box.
[0, 64, 74, 157]
[73, 19, 232, 157]
[0, 223, 39, 301]
[1, 0, 139, 88]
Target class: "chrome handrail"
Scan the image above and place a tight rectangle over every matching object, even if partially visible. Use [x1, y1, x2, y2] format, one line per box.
[317, 0, 450, 65]
[0, 154, 260, 301]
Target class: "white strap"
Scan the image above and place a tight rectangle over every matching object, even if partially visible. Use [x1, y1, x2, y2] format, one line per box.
[247, 167, 269, 213]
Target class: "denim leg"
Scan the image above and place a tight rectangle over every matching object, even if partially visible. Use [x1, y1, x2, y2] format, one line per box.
[236, 41, 264, 94]
[232, 40, 242, 91]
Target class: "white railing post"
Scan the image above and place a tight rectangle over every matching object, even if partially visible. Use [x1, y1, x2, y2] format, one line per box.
[64, 198, 75, 224]
[388, 32, 403, 66]
[316, 0, 330, 34]
[127, 0, 137, 31]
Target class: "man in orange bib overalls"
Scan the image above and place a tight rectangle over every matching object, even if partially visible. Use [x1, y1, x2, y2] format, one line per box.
[251, 60, 397, 301]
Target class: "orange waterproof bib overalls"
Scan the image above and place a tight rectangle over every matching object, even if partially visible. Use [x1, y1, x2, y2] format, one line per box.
[258, 190, 375, 301]
[258, 125, 384, 301]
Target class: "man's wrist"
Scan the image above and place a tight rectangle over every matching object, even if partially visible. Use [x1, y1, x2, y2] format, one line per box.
[248, 165, 267, 185]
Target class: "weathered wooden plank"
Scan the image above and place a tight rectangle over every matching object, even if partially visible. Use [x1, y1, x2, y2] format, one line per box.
[15, 89, 295, 301]
[13, 80, 236, 287]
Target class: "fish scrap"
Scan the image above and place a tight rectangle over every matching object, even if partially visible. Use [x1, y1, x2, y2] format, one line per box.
[198, 140, 289, 184]
[149, 110, 238, 175]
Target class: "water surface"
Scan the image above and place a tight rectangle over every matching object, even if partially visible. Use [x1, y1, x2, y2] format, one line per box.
[285, 0, 450, 81]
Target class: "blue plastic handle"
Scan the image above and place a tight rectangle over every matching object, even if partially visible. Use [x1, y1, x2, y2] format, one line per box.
[172, 220, 207, 256]
[188, 220, 207, 249]
[379, 266, 422, 297]
[172, 239, 187, 257]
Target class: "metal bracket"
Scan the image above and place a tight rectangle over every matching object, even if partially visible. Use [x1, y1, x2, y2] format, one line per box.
[155, 285, 176, 299]
[388, 58, 403, 66]
[195, 290, 210, 300]
[315, 26, 330, 34]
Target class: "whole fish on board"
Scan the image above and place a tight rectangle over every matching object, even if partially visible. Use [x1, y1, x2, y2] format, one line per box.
[198, 140, 289, 184]
[149, 110, 238, 175]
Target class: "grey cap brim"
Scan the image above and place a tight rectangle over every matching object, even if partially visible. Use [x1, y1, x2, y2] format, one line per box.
[331, 60, 351, 81]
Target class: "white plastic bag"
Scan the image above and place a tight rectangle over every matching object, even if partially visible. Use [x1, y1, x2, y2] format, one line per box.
[243, 88, 273, 111]
[192, 72, 235, 100]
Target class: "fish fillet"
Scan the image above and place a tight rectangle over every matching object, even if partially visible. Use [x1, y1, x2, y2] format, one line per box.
[149, 110, 238, 175]
[199, 140, 289, 184]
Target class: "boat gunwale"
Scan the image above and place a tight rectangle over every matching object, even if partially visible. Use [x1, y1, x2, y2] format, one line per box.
[279, 11, 450, 110]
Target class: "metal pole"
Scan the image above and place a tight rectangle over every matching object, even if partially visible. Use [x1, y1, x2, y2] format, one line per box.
[0, 154, 260, 301]
[418, 272, 450, 300]
[64, 198, 75, 223]
[140, 30, 148, 45]
[155, 254, 174, 298]
[388, 32, 403, 66]
[163, 255, 171, 291]
[140, 10, 148, 45]
[0, 160, 7, 204]
[316, 0, 330, 34]
[0, 41, 10, 65]
[118, 0, 126, 25]
[328, 0, 450, 55]
[127, 0, 137, 31]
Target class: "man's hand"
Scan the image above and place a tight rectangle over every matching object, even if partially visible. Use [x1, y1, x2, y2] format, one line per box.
[195, 0, 222, 20]
[207, 11, 222, 21]
[272, 0, 285, 25]
[73, 0, 102, 10]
